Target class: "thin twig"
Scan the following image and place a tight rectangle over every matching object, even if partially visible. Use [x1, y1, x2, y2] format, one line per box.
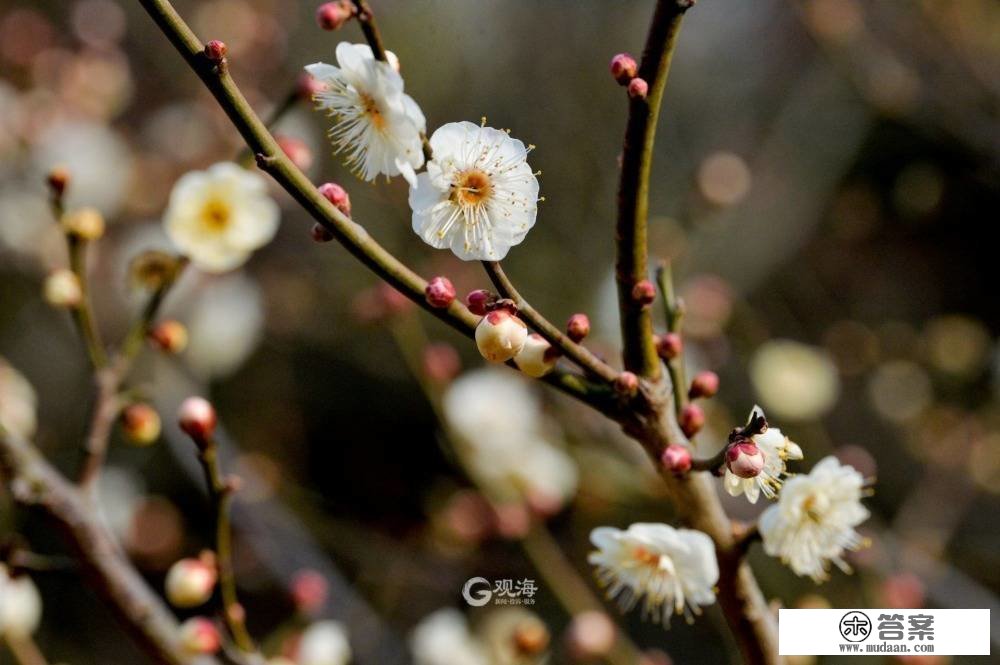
[350, 0, 387, 61]
[67, 236, 108, 369]
[483, 261, 619, 384]
[614, 0, 691, 378]
[655, 261, 688, 421]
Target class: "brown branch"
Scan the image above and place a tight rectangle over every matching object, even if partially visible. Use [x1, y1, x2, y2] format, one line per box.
[350, 0, 387, 62]
[614, 0, 692, 378]
[0, 428, 217, 665]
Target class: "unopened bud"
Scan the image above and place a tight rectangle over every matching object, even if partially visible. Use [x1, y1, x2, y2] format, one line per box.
[177, 396, 217, 443]
[726, 439, 765, 478]
[513, 618, 550, 656]
[121, 403, 161, 446]
[609, 53, 638, 85]
[149, 320, 188, 354]
[627, 77, 649, 100]
[631, 279, 656, 306]
[318, 182, 351, 217]
[660, 444, 692, 474]
[310, 224, 334, 242]
[178, 617, 220, 655]
[566, 611, 616, 659]
[688, 370, 719, 399]
[204, 40, 227, 64]
[425, 276, 456, 309]
[465, 289, 492, 316]
[276, 135, 313, 172]
[46, 166, 70, 196]
[422, 342, 461, 383]
[514, 333, 557, 378]
[614, 371, 639, 396]
[475, 309, 528, 362]
[656, 332, 683, 360]
[61, 207, 105, 240]
[290, 569, 328, 615]
[679, 403, 705, 438]
[316, 1, 353, 30]
[165, 558, 217, 608]
[296, 72, 326, 100]
[43, 269, 82, 308]
[566, 313, 590, 342]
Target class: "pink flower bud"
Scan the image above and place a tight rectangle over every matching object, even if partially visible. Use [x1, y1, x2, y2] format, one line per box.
[475, 309, 528, 362]
[679, 403, 705, 438]
[425, 276, 456, 309]
[614, 371, 639, 396]
[566, 313, 591, 342]
[310, 223, 334, 243]
[149, 320, 188, 354]
[165, 558, 217, 608]
[566, 611, 616, 659]
[656, 332, 683, 360]
[422, 343, 461, 383]
[465, 289, 492, 316]
[290, 569, 328, 615]
[688, 370, 719, 399]
[514, 333, 556, 378]
[660, 444, 692, 474]
[276, 135, 313, 172]
[318, 182, 351, 217]
[296, 72, 326, 100]
[177, 397, 217, 443]
[121, 403, 161, 447]
[47, 166, 70, 196]
[726, 440, 765, 478]
[631, 279, 656, 306]
[178, 617, 220, 655]
[204, 40, 227, 63]
[315, 1, 352, 30]
[43, 269, 82, 308]
[609, 53, 638, 85]
[627, 77, 649, 99]
[494, 502, 530, 540]
[513, 618, 550, 656]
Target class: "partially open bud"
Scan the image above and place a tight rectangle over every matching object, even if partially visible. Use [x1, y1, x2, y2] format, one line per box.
[165, 557, 217, 608]
[565, 611, 616, 660]
[631, 279, 656, 307]
[627, 77, 649, 100]
[61, 207, 105, 240]
[290, 569, 328, 615]
[566, 313, 590, 342]
[514, 333, 557, 378]
[204, 40, 227, 64]
[43, 269, 82, 308]
[513, 618, 550, 656]
[318, 182, 351, 217]
[465, 289, 492, 316]
[689, 370, 719, 399]
[660, 444, 692, 474]
[609, 53, 638, 85]
[726, 439, 765, 478]
[614, 371, 639, 397]
[121, 403, 161, 446]
[177, 397, 217, 443]
[425, 276, 456, 309]
[475, 309, 527, 362]
[46, 166, 70, 196]
[277, 135, 313, 172]
[422, 342, 461, 383]
[316, 1, 353, 30]
[656, 332, 683, 360]
[679, 403, 705, 438]
[149, 320, 188, 354]
[178, 617, 221, 655]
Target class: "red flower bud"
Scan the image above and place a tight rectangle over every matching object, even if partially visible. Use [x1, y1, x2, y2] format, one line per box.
[661, 444, 692, 474]
[422, 343, 461, 383]
[310, 223, 334, 243]
[679, 403, 705, 438]
[609, 53, 638, 85]
[290, 569, 328, 615]
[627, 77, 649, 100]
[425, 276, 456, 309]
[204, 40, 227, 63]
[566, 313, 591, 342]
[121, 403, 161, 446]
[276, 135, 313, 172]
[178, 617, 220, 655]
[149, 320, 188, 354]
[465, 289, 492, 316]
[318, 182, 351, 217]
[631, 279, 656, 306]
[46, 166, 70, 196]
[614, 371, 639, 396]
[316, 1, 352, 30]
[656, 332, 683, 360]
[177, 397, 217, 443]
[689, 370, 719, 399]
[726, 440, 765, 478]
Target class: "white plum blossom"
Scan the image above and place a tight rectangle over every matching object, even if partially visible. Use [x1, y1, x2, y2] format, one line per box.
[588, 523, 719, 624]
[164, 162, 279, 272]
[409, 608, 488, 665]
[724, 407, 803, 504]
[759, 456, 870, 582]
[298, 620, 352, 665]
[410, 121, 539, 261]
[306, 43, 425, 185]
[0, 564, 42, 639]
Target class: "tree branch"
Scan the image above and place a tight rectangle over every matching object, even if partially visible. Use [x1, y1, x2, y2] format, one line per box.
[655, 260, 688, 420]
[614, 0, 691, 378]
[67, 236, 108, 369]
[350, 0, 388, 62]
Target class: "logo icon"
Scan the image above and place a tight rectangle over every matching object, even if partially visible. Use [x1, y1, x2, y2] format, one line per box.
[839, 611, 872, 642]
[462, 577, 492, 607]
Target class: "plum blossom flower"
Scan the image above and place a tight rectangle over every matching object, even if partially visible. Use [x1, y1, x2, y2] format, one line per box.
[306, 43, 425, 185]
[0, 564, 42, 639]
[724, 406, 803, 504]
[410, 608, 488, 665]
[409, 121, 539, 261]
[298, 620, 352, 665]
[0, 357, 37, 440]
[588, 523, 718, 624]
[759, 456, 870, 582]
[164, 162, 279, 272]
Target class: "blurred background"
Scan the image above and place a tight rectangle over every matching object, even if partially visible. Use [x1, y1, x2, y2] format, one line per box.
[1, 0, 999, 663]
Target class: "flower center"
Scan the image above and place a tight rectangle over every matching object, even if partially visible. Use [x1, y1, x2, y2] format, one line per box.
[360, 92, 386, 130]
[802, 493, 828, 522]
[452, 169, 493, 206]
[631, 546, 662, 568]
[200, 199, 231, 232]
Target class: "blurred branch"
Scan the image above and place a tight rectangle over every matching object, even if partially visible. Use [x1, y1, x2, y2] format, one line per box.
[614, 0, 691, 379]
[655, 261, 687, 421]
[67, 236, 108, 369]
[0, 427, 216, 665]
[3, 635, 49, 665]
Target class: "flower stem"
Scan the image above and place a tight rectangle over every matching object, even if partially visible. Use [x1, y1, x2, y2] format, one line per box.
[67, 236, 108, 369]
